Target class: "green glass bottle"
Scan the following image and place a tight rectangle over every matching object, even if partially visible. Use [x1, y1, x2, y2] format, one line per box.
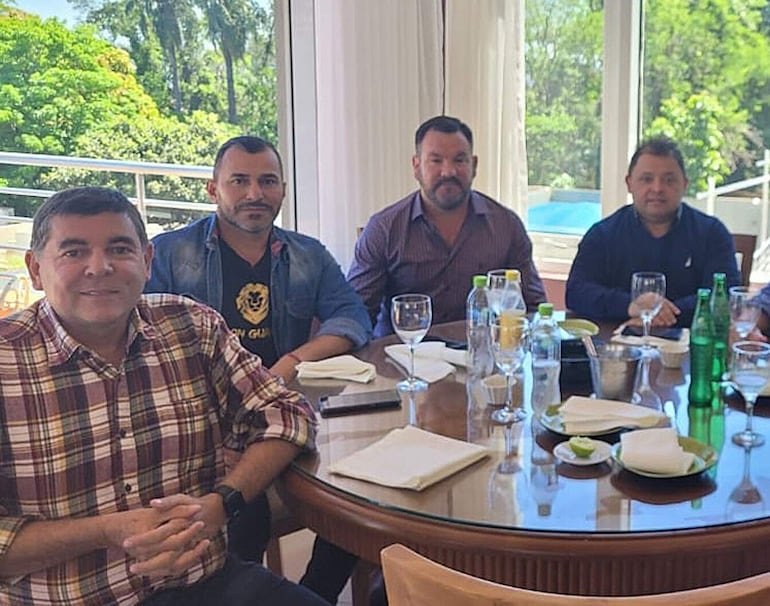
[688, 406, 711, 444]
[689, 289, 714, 406]
[709, 273, 729, 382]
[688, 405, 712, 510]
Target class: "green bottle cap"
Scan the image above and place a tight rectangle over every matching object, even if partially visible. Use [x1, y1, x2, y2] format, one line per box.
[538, 302, 554, 316]
[473, 275, 487, 288]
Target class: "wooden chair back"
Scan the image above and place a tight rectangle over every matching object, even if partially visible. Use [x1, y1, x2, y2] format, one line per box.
[380, 544, 770, 606]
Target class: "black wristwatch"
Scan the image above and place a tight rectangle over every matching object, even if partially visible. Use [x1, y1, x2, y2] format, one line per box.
[213, 484, 246, 521]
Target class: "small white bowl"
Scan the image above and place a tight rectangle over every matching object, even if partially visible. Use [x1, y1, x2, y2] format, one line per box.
[659, 344, 689, 369]
[482, 374, 509, 405]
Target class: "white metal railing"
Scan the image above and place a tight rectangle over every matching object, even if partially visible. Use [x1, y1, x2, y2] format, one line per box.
[696, 149, 770, 273]
[697, 150, 770, 236]
[0, 151, 216, 219]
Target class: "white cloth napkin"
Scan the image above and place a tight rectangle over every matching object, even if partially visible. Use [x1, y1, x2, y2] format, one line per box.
[295, 355, 376, 383]
[620, 427, 695, 475]
[329, 425, 489, 491]
[384, 342, 466, 383]
[559, 395, 668, 434]
[611, 325, 690, 349]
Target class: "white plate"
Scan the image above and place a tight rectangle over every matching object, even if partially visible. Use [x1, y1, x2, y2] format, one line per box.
[540, 413, 628, 437]
[553, 440, 612, 466]
[610, 436, 717, 479]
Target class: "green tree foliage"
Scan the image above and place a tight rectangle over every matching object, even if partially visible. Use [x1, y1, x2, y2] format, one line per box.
[0, 8, 159, 156]
[643, 0, 770, 192]
[525, 1, 603, 190]
[526, 0, 770, 195]
[73, 0, 278, 139]
[0, 7, 249, 220]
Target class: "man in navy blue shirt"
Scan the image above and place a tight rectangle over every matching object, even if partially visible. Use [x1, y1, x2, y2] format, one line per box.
[566, 136, 740, 327]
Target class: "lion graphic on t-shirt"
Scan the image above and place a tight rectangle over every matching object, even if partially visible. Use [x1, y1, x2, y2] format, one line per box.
[236, 282, 269, 325]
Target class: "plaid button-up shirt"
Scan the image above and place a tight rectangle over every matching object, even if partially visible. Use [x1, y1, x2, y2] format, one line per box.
[0, 294, 316, 606]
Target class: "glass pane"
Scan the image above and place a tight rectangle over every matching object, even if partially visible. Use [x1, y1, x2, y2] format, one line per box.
[642, 0, 770, 271]
[525, 0, 604, 238]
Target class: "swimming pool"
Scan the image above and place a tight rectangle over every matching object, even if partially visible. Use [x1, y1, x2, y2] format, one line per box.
[527, 200, 601, 235]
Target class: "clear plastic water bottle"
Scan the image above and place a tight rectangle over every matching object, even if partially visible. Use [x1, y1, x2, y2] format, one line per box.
[499, 269, 526, 322]
[466, 275, 494, 379]
[530, 302, 561, 418]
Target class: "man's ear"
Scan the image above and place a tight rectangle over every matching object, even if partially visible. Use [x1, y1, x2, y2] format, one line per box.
[206, 179, 217, 202]
[25, 250, 43, 291]
[143, 242, 154, 280]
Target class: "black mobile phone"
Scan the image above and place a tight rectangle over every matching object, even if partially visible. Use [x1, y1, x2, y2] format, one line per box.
[421, 335, 468, 350]
[318, 389, 401, 418]
[621, 325, 683, 340]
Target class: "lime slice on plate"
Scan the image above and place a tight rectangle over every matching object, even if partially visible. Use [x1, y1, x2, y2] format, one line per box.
[569, 436, 596, 458]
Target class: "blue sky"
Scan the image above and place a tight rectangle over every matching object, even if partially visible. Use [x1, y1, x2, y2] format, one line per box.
[12, 1, 80, 25]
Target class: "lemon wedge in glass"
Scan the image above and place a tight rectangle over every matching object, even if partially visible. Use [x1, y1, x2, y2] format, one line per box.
[568, 436, 596, 458]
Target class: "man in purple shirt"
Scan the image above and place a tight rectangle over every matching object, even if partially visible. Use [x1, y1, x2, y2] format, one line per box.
[348, 115, 546, 337]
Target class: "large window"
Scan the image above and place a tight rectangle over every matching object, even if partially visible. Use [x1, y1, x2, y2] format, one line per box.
[642, 0, 770, 195]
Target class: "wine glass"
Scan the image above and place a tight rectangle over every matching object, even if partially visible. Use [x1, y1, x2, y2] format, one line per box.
[729, 286, 761, 339]
[490, 317, 529, 425]
[730, 341, 770, 448]
[634, 355, 662, 411]
[630, 271, 666, 354]
[726, 446, 765, 522]
[390, 294, 432, 393]
[486, 268, 508, 321]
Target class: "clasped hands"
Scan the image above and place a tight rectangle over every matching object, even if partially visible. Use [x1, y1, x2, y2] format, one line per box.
[115, 493, 224, 580]
[627, 295, 680, 327]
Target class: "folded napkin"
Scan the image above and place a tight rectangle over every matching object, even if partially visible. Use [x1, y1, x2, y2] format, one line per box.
[620, 427, 695, 475]
[384, 342, 466, 383]
[328, 425, 489, 491]
[559, 395, 668, 434]
[296, 355, 376, 383]
[611, 326, 690, 349]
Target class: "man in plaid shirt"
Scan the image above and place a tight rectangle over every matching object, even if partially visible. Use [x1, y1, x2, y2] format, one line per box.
[0, 187, 329, 605]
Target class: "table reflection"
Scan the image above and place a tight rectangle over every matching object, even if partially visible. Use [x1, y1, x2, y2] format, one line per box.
[282, 321, 770, 597]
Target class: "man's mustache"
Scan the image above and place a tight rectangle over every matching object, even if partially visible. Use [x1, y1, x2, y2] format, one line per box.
[434, 177, 463, 190]
[237, 202, 272, 211]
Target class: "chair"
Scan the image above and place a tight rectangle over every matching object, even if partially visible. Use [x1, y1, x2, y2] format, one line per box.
[263, 485, 304, 576]
[380, 544, 770, 606]
[732, 233, 757, 286]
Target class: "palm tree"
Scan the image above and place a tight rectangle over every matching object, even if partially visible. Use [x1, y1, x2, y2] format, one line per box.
[201, 0, 253, 123]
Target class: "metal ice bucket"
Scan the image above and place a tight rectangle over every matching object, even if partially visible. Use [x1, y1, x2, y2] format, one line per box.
[588, 343, 642, 402]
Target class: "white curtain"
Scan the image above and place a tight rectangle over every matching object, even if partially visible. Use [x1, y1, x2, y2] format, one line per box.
[313, 0, 444, 271]
[445, 0, 528, 220]
[297, 0, 527, 270]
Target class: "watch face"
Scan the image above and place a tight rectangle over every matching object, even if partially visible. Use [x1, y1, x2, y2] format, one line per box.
[216, 485, 245, 520]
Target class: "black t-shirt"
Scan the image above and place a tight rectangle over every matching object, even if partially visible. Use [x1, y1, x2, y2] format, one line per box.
[219, 239, 279, 367]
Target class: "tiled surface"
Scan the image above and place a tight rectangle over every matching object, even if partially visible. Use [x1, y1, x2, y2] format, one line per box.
[273, 529, 353, 606]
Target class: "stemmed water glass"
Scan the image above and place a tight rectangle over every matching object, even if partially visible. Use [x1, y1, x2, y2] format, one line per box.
[731, 341, 770, 448]
[726, 446, 765, 522]
[391, 294, 432, 393]
[729, 286, 761, 339]
[630, 271, 666, 354]
[486, 269, 508, 321]
[490, 317, 529, 425]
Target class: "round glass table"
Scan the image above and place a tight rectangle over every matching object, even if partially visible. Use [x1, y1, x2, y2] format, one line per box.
[279, 322, 770, 598]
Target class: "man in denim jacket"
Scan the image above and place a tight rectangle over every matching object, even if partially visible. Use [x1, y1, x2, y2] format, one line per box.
[146, 135, 371, 382]
[144, 136, 371, 589]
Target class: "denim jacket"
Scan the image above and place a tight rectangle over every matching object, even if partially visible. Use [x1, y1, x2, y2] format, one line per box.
[145, 215, 372, 355]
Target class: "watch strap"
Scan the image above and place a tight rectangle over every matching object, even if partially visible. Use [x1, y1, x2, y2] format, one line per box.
[214, 484, 245, 520]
